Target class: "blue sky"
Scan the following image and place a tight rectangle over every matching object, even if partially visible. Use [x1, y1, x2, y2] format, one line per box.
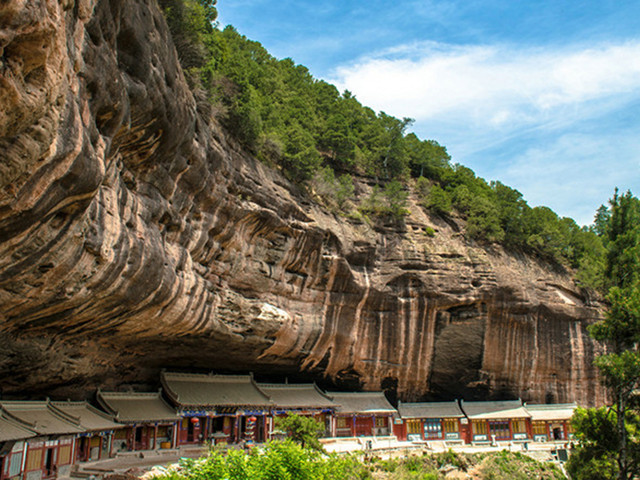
[217, 1, 640, 225]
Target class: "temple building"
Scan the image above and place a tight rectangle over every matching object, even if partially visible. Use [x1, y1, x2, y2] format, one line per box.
[395, 401, 465, 442]
[50, 401, 122, 462]
[0, 401, 83, 480]
[257, 383, 336, 437]
[96, 391, 179, 452]
[329, 392, 396, 437]
[525, 403, 576, 442]
[161, 372, 272, 444]
[459, 400, 531, 443]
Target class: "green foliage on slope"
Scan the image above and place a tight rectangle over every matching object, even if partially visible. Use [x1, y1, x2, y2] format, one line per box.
[159, 0, 607, 288]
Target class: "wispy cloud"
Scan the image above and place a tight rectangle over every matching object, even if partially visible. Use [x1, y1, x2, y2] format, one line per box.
[328, 40, 640, 130]
[500, 132, 640, 225]
[327, 40, 640, 223]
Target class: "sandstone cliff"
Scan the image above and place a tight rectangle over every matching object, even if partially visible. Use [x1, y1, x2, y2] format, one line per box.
[0, 0, 606, 404]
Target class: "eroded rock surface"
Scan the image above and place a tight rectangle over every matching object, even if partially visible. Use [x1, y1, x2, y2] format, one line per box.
[0, 0, 606, 405]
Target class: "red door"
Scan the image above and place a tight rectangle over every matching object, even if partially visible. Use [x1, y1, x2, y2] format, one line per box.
[460, 422, 471, 444]
[355, 417, 373, 436]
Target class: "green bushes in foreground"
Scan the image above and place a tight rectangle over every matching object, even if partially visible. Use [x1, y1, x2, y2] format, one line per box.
[154, 440, 370, 480]
[149, 442, 566, 480]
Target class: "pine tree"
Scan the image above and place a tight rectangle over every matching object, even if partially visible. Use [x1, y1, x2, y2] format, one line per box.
[568, 190, 640, 480]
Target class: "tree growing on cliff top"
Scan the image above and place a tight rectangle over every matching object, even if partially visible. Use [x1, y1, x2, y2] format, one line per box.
[568, 190, 640, 480]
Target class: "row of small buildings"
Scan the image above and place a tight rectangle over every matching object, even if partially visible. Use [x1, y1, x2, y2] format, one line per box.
[0, 372, 577, 480]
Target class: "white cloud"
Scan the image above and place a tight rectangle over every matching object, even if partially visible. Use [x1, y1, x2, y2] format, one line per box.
[326, 40, 640, 224]
[498, 133, 640, 226]
[327, 40, 640, 129]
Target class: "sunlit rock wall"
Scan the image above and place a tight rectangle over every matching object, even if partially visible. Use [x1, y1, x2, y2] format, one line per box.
[0, 0, 606, 405]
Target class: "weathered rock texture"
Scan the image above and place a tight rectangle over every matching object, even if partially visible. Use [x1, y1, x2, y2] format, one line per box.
[0, 0, 606, 405]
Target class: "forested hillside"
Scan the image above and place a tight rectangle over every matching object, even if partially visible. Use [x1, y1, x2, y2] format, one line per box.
[159, 0, 608, 290]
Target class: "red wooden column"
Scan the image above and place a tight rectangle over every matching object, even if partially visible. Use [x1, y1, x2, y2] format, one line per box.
[233, 416, 238, 443]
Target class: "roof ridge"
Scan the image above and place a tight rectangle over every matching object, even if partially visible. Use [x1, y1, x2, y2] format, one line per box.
[330, 391, 387, 396]
[258, 383, 316, 388]
[163, 372, 252, 381]
[400, 400, 458, 405]
[52, 400, 124, 426]
[0, 406, 38, 432]
[47, 401, 82, 426]
[98, 391, 161, 397]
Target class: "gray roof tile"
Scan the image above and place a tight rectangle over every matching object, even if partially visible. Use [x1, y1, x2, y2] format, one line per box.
[0, 401, 84, 435]
[329, 392, 396, 414]
[258, 383, 335, 409]
[97, 391, 179, 423]
[398, 401, 464, 419]
[162, 372, 272, 407]
[51, 401, 123, 431]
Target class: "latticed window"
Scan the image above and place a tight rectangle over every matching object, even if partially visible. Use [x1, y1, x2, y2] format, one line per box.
[58, 445, 72, 465]
[488, 421, 510, 439]
[25, 448, 43, 472]
[337, 417, 348, 428]
[512, 419, 526, 433]
[423, 420, 442, 438]
[533, 422, 547, 435]
[443, 418, 459, 433]
[9, 451, 23, 477]
[375, 417, 387, 427]
[472, 421, 487, 435]
[407, 420, 421, 435]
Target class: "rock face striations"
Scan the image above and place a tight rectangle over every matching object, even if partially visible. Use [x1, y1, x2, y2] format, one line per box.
[0, 0, 606, 404]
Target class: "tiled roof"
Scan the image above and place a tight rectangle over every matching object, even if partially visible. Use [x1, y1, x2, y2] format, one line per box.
[97, 391, 179, 423]
[161, 372, 272, 407]
[51, 401, 123, 431]
[0, 410, 36, 442]
[397, 401, 464, 419]
[525, 403, 577, 422]
[460, 400, 531, 419]
[258, 383, 335, 409]
[0, 401, 84, 435]
[329, 392, 397, 414]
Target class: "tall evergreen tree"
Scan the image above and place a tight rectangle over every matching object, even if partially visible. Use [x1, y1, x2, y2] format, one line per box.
[568, 190, 640, 480]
